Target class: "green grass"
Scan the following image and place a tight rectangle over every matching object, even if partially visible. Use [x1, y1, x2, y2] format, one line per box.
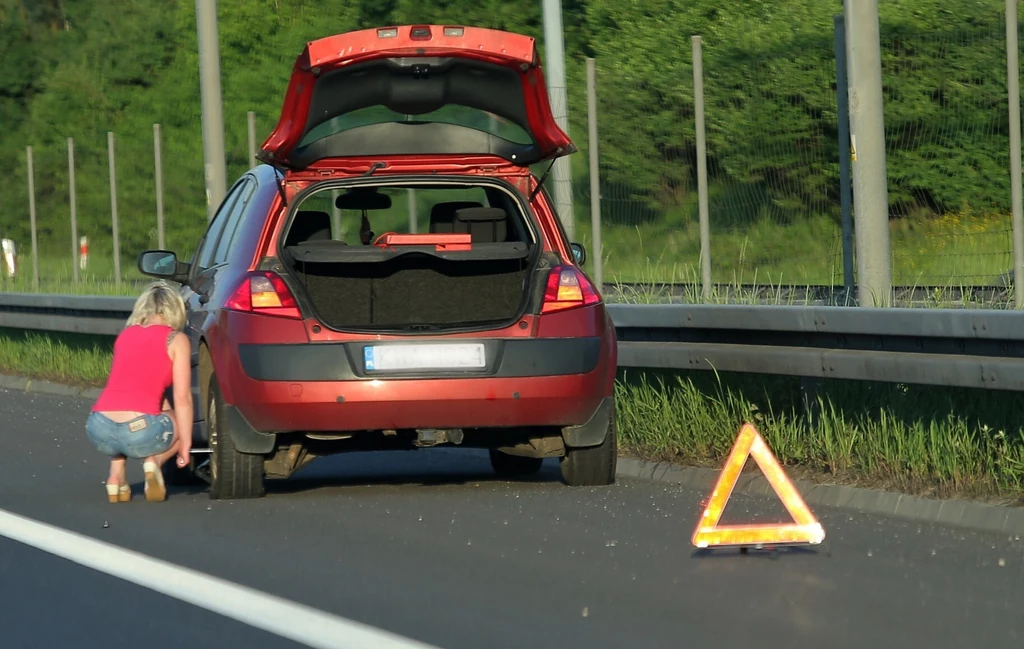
[0, 328, 113, 387]
[574, 209, 1014, 289]
[616, 369, 1024, 503]
[2, 326, 1023, 503]
[0, 254, 147, 296]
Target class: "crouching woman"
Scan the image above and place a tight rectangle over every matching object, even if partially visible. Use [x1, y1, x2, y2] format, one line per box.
[85, 281, 193, 503]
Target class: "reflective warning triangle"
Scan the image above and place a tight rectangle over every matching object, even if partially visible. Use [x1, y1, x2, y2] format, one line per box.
[691, 423, 825, 549]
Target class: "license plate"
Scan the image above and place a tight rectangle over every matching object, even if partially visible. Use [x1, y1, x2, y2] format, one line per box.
[364, 343, 486, 372]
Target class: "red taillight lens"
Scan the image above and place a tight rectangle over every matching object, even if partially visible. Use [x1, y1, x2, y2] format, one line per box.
[224, 271, 302, 319]
[541, 266, 601, 314]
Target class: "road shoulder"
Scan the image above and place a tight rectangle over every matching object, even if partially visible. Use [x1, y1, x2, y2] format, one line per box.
[4, 370, 1021, 537]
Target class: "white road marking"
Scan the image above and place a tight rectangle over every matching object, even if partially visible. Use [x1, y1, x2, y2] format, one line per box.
[0, 508, 441, 649]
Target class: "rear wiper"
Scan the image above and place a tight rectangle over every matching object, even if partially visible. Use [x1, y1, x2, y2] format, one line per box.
[528, 159, 557, 202]
[363, 161, 386, 177]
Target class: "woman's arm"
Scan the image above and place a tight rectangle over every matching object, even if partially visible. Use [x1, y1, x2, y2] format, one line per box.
[169, 332, 193, 466]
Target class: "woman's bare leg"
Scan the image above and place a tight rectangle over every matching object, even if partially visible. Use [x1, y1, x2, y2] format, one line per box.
[107, 456, 126, 484]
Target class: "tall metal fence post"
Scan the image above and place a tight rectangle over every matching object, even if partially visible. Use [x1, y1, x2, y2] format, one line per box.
[108, 131, 122, 287]
[542, 0, 576, 240]
[68, 137, 79, 283]
[196, 0, 228, 221]
[844, 0, 892, 307]
[408, 190, 418, 233]
[834, 14, 855, 300]
[585, 57, 604, 287]
[692, 35, 712, 299]
[331, 191, 342, 239]
[154, 124, 166, 250]
[248, 111, 257, 169]
[26, 146, 39, 291]
[1007, 0, 1024, 307]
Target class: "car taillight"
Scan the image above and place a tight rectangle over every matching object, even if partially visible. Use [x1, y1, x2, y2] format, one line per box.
[224, 271, 302, 319]
[541, 266, 601, 314]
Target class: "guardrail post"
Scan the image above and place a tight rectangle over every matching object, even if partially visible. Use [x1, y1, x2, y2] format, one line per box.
[800, 377, 823, 433]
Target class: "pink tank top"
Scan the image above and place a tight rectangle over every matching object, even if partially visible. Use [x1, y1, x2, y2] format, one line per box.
[92, 324, 176, 415]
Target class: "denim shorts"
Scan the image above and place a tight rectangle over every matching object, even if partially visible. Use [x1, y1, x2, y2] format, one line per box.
[85, 411, 176, 459]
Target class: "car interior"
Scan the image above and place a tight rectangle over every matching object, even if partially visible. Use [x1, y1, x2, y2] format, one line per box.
[281, 185, 532, 250]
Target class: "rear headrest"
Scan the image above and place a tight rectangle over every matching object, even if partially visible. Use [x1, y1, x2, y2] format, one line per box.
[454, 207, 506, 222]
[285, 210, 334, 246]
[429, 201, 483, 233]
[454, 207, 508, 243]
[335, 189, 392, 211]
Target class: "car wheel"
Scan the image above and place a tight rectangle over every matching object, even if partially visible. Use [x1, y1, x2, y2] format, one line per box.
[207, 375, 266, 500]
[560, 405, 617, 487]
[489, 449, 544, 476]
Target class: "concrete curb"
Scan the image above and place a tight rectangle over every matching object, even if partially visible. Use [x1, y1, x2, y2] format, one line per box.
[0, 373, 102, 400]
[3, 371, 1022, 537]
[616, 457, 1024, 538]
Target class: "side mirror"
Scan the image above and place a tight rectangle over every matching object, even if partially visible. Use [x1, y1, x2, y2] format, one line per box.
[138, 250, 188, 282]
[570, 242, 587, 266]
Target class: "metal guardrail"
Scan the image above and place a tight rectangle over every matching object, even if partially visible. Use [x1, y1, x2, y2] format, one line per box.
[2, 292, 1023, 391]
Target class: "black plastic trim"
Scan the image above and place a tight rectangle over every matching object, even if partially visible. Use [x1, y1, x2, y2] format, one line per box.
[237, 337, 601, 381]
[561, 396, 614, 448]
[223, 403, 276, 454]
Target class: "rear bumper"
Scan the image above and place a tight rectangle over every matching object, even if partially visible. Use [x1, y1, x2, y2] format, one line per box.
[236, 337, 601, 381]
[224, 337, 612, 434]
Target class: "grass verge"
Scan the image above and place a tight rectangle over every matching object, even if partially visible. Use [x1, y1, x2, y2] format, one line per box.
[617, 369, 1024, 504]
[0, 328, 113, 388]
[2, 327, 1023, 504]
[6, 207, 1016, 300]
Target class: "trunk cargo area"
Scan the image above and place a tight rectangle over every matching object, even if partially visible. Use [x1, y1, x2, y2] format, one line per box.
[289, 252, 530, 330]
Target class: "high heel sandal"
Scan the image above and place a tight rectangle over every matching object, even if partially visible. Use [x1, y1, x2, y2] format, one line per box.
[143, 461, 166, 502]
[106, 483, 131, 503]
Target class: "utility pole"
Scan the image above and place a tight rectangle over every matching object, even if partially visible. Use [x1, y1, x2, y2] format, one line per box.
[541, 0, 576, 240]
[844, 0, 892, 307]
[196, 0, 227, 221]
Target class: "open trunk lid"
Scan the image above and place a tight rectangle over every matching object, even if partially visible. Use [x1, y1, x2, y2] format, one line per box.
[258, 25, 576, 170]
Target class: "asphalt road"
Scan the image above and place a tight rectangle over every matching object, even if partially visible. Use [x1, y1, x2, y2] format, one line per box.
[0, 388, 1022, 649]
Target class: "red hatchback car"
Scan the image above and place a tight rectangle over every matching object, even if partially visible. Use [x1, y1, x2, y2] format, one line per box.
[138, 25, 618, 499]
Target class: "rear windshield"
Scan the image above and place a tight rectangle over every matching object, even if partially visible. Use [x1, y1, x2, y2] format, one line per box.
[282, 182, 535, 247]
[298, 105, 535, 148]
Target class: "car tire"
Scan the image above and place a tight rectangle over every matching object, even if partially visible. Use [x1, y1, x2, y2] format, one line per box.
[560, 405, 617, 487]
[489, 449, 544, 476]
[207, 376, 266, 500]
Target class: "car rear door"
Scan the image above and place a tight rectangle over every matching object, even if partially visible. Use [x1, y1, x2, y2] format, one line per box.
[258, 25, 575, 170]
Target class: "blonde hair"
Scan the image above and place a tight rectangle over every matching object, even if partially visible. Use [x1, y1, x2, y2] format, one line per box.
[126, 281, 187, 331]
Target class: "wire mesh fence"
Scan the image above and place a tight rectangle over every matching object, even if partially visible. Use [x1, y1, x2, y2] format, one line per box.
[881, 9, 1017, 287]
